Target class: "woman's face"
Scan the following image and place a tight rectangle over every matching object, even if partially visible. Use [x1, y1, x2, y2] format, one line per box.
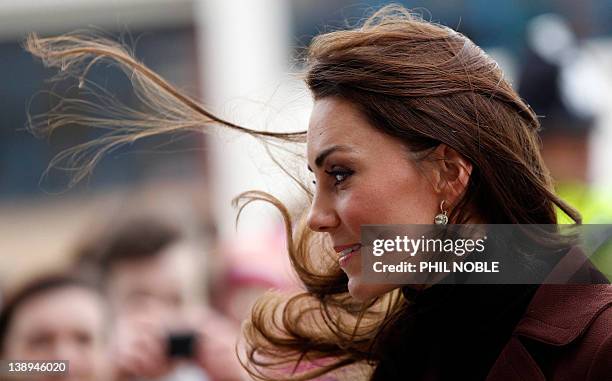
[307, 97, 440, 301]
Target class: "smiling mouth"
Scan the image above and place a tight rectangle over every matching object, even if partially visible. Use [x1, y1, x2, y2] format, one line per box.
[339, 244, 362, 258]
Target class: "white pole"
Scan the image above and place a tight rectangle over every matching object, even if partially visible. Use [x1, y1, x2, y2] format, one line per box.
[194, 0, 309, 239]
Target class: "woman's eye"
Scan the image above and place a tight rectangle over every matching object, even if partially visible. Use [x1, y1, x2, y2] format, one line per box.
[334, 173, 347, 182]
[325, 169, 353, 185]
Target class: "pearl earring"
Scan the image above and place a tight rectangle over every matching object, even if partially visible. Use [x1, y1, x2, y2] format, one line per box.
[434, 200, 449, 225]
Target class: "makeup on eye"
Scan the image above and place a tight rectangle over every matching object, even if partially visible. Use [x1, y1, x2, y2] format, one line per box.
[325, 167, 354, 185]
[309, 165, 354, 186]
[307, 145, 355, 173]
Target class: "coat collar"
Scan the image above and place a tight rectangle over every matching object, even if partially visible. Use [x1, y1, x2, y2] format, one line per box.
[513, 245, 611, 346]
[513, 284, 612, 345]
[486, 284, 612, 381]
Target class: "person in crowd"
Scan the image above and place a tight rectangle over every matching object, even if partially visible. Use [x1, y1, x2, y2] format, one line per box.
[75, 216, 245, 381]
[210, 228, 296, 324]
[0, 273, 112, 381]
[26, 4, 612, 380]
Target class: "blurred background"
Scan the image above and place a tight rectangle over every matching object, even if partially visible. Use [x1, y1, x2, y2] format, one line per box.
[0, 1, 611, 379]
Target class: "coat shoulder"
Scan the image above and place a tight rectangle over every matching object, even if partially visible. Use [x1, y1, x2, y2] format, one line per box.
[519, 285, 612, 380]
[488, 285, 612, 381]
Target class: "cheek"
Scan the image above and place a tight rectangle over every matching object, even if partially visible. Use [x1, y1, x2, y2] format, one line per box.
[378, 166, 439, 223]
[340, 177, 436, 227]
[335, 189, 383, 236]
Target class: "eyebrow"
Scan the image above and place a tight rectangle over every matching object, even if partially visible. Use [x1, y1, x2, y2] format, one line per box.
[307, 145, 351, 172]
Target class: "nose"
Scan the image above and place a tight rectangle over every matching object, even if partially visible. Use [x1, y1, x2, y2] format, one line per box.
[306, 192, 339, 232]
[53, 340, 85, 373]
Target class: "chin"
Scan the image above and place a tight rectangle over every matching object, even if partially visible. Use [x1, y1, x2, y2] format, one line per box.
[347, 277, 369, 302]
[347, 277, 398, 302]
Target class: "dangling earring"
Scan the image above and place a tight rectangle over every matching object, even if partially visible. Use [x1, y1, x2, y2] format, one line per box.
[434, 200, 449, 225]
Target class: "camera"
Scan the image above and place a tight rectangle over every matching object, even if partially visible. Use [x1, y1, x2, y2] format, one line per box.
[167, 331, 199, 359]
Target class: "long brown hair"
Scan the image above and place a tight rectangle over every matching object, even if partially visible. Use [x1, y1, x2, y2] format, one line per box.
[25, 5, 580, 380]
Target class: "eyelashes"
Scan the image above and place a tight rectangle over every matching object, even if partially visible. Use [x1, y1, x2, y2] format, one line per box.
[326, 169, 353, 185]
[311, 166, 354, 186]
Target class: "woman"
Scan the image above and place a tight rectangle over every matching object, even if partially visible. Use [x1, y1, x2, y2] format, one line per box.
[26, 5, 611, 381]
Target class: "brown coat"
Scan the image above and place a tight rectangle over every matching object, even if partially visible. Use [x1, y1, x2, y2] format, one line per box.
[486, 284, 612, 380]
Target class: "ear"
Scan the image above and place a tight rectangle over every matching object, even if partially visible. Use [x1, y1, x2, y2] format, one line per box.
[429, 144, 472, 206]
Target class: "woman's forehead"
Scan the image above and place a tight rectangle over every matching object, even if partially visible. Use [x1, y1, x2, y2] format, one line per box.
[308, 98, 371, 146]
[307, 98, 405, 154]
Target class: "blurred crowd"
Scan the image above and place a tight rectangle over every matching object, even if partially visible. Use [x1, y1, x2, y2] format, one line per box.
[0, 193, 296, 381]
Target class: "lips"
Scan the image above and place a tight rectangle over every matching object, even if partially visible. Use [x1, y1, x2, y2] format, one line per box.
[335, 243, 362, 259]
[334, 243, 361, 267]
